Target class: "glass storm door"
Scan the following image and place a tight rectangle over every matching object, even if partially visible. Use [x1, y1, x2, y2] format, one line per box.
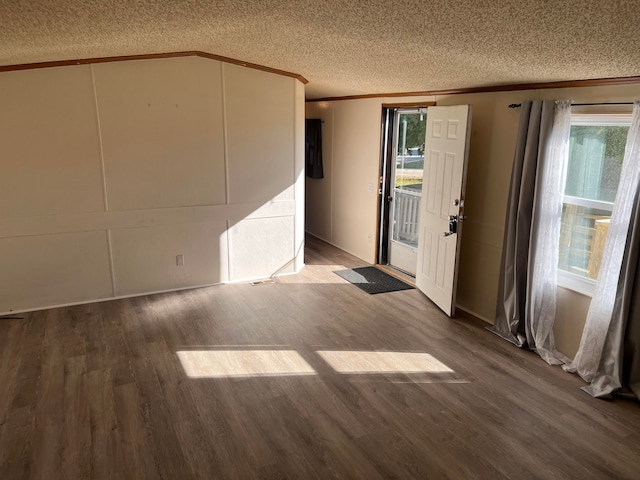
[388, 109, 426, 275]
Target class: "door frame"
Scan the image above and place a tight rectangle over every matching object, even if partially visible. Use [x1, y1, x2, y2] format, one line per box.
[376, 102, 435, 270]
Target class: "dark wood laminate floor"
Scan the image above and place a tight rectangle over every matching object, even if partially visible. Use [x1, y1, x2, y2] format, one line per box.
[2, 235, 640, 479]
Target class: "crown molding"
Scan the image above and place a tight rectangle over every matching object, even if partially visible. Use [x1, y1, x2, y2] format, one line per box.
[307, 75, 640, 102]
[0, 50, 308, 84]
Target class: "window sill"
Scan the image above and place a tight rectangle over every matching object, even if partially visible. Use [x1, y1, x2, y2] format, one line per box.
[557, 270, 595, 297]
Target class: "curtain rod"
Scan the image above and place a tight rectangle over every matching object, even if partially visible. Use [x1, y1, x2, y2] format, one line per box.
[508, 102, 634, 109]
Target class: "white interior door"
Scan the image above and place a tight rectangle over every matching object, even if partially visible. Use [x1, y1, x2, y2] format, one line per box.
[415, 105, 471, 316]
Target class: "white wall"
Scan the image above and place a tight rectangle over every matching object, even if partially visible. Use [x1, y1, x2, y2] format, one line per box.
[0, 56, 305, 314]
[306, 84, 640, 358]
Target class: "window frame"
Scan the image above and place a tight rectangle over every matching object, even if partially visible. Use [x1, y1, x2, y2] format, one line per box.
[557, 113, 631, 297]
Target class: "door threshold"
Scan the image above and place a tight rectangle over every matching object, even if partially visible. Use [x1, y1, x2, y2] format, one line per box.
[376, 264, 416, 287]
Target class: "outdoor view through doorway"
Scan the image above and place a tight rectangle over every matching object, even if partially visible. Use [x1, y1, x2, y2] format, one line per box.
[385, 108, 427, 276]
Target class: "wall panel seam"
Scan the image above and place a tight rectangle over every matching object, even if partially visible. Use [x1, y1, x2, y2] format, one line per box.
[226, 220, 232, 281]
[106, 229, 117, 296]
[90, 64, 110, 211]
[221, 63, 230, 206]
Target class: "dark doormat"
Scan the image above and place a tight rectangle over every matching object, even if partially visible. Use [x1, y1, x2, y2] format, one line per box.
[333, 266, 415, 294]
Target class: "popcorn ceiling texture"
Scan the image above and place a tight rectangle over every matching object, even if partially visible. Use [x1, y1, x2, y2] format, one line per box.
[1, 0, 639, 99]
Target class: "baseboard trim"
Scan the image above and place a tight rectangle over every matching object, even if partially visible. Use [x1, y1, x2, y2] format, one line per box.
[304, 231, 375, 265]
[455, 305, 493, 325]
[0, 283, 219, 316]
[0, 266, 305, 316]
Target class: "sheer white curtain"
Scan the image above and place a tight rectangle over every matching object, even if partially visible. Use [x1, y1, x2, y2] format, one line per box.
[527, 100, 572, 364]
[565, 99, 640, 381]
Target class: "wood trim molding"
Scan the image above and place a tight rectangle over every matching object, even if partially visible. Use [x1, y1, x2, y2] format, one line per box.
[381, 102, 436, 108]
[310, 92, 436, 103]
[308, 75, 640, 103]
[0, 50, 309, 84]
[194, 52, 307, 84]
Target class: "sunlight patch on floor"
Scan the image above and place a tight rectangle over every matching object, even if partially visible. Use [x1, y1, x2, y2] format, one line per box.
[317, 351, 454, 374]
[177, 349, 317, 378]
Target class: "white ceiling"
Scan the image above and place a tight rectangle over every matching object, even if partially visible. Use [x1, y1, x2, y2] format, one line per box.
[2, 1, 640, 99]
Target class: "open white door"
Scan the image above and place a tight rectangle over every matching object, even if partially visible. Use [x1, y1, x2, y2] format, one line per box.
[415, 105, 471, 316]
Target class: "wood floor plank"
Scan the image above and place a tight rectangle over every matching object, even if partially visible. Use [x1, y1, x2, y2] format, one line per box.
[29, 342, 64, 480]
[127, 347, 194, 479]
[0, 405, 36, 479]
[112, 382, 161, 479]
[2, 234, 640, 479]
[61, 355, 92, 479]
[0, 320, 26, 425]
[85, 367, 125, 480]
[150, 345, 227, 479]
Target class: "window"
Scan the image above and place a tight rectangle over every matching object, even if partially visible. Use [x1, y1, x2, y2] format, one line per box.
[558, 114, 631, 295]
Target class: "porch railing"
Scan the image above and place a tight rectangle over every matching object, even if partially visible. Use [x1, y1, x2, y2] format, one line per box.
[392, 189, 421, 247]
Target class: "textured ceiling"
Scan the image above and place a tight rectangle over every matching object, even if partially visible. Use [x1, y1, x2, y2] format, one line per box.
[1, 1, 640, 99]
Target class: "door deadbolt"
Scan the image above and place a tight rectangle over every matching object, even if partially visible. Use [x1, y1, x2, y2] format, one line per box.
[444, 215, 458, 237]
